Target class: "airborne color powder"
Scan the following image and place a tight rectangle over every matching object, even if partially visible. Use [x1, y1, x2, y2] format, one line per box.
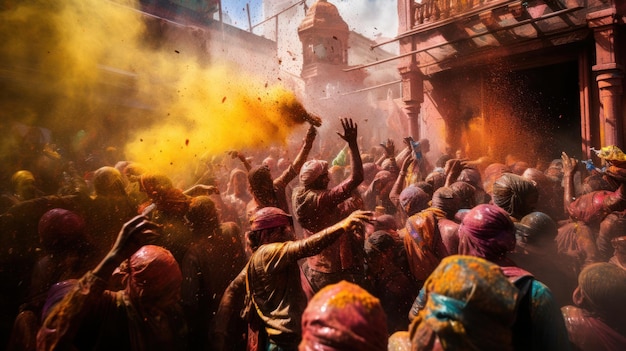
[1, 0, 313, 186]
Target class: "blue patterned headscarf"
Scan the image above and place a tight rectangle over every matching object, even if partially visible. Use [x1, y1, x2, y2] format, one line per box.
[409, 255, 518, 351]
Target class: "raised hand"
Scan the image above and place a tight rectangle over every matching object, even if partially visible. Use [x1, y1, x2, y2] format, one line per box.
[337, 118, 358, 145]
[305, 124, 317, 144]
[109, 215, 161, 262]
[444, 158, 467, 176]
[380, 138, 395, 158]
[403, 136, 414, 148]
[561, 152, 579, 176]
[401, 156, 414, 173]
[339, 210, 374, 233]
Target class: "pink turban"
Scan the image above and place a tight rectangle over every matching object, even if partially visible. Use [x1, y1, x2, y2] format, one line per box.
[373, 170, 394, 184]
[128, 245, 182, 302]
[300, 281, 387, 351]
[399, 186, 430, 216]
[458, 204, 516, 261]
[38, 208, 86, 252]
[457, 168, 482, 189]
[299, 159, 328, 186]
[249, 207, 292, 231]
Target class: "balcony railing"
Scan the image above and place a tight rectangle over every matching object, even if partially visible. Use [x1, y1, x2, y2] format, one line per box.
[412, 0, 512, 26]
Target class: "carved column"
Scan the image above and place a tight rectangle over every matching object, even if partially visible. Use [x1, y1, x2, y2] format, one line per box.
[399, 63, 424, 139]
[587, 8, 624, 148]
[597, 71, 624, 147]
[397, 0, 424, 139]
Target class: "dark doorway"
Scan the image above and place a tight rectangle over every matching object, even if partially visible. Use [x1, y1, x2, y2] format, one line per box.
[482, 59, 582, 166]
[505, 60, 582, 161]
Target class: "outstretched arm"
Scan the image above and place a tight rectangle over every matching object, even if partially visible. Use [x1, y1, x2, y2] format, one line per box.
[390, 153, 413, 211]
[337, 118, 364, 188]
[38, 216, 160, 351]
[275, 124, 317, 187]
[92, 215, 161, 280]
[292, 124, 317, 172]
[294, 210, 373, 258]
[228, 151, 252, 172]
[561, 152, 579, 213]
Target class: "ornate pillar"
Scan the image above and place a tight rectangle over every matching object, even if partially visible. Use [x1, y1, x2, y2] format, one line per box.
[399, 63, 424, 139]
[397, 0, 423, 139]
[587, 8, 624, 148]
[597, 71, 624, 147]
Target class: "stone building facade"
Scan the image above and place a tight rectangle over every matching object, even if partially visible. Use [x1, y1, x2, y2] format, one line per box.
[385, 0, 625, 163]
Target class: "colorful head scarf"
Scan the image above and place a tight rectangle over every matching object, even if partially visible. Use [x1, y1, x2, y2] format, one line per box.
[515, 211, 557, 244]
[399, 186, 430, 216]
[491, 173, 538, 220]
[409, 255, 518, 351]
[363, 163, 380, 185]
[510, 161, 529, 176]
[483, 163, 511, 194]
[300, 280, 387, 351]
[229, 168, 247, 183]
[521, 168, 550, 191]
[430, 187, 461, 218]
[11, 170, 36, 195]
[139, 173, 189, 216]
[573, 262, 626, 324]
[38, 208, 86, 252]
[300, 159, 329, 187]
[374, 170, 394, 184]
[249, 207, 292, 231]
[366, 230, 397, 255]
[93, 166, 127, 197]
[457, 168, 482, 189]
[332, 147, 348, 167]
[373, 214, 398, 232]
[425, 171, 445, 192]
[127, 245, 182, 304]
[458, 204, 516, 262]
[449, 181, 476, 209]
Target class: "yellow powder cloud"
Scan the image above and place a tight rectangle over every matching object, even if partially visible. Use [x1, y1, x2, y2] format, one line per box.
[1, 0, 313, 186]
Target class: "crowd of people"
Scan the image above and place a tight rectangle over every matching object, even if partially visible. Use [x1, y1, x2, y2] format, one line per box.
[2, 117, 626, 351]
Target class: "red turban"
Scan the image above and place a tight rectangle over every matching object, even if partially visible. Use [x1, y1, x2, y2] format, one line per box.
[249, 207, 292, 231]
[38, 208, 86, 252]
[458, 204, 516, 262]
[399, 186, 430, 216]
[300, 281, 387, 351]
[128, 245, 182, 303]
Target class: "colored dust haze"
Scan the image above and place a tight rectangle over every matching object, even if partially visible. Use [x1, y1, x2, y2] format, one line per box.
[454, 67, 567, 167]
[0, 0, 313, 185]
